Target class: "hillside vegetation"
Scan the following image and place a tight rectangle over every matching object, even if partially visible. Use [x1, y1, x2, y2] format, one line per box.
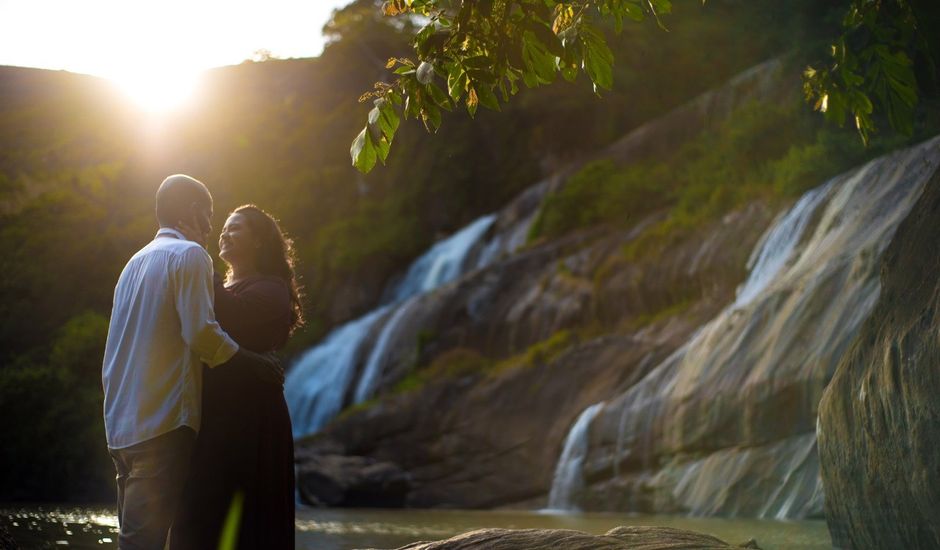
[0, 0, 931, 500]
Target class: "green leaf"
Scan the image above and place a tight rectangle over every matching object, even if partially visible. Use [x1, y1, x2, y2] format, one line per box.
[463, 55, 493, 69]
[467, 68, 497, 85]
[824, 92, 847, 126]
[559, 38, 582, 82]
[649, 0, 673, 15]
[368, 106, 381, 127]
[423, 101, 442, 131]
[448, 67, 468, 101]
[377, 100, 400, 141]
[521, 30, 557, 86]
[375, 135, 391, 164]
[622, 3, 646, 22]
[426, 81, 452, 110]
[351, 127, 377, 173]
[217, 492, 244, 550]
[523, 20, 565, 57]
[475, 83, 501, 111]
[580, 25, 614, 91]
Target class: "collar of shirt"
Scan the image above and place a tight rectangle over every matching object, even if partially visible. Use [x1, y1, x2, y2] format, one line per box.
[155, 227, 187, 241]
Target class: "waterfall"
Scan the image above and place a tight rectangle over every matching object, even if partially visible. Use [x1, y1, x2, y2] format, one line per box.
[284, 306, 390, 438]
[385, 214, 497, 304]
[550, 179, 833, 509]
[353, 298, 420, 403]
[734, 181, 832, 307]
[546, 402, 605, 510]
[287, 214, 498, 438]
[575, 136, 939, 519]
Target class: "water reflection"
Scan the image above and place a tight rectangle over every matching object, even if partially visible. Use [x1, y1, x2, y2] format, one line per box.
[0, 505, 831, 550]
[0, 506, 118, 549]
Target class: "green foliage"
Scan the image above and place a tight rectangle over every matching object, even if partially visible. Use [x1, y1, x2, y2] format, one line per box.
[521, 329, 574, 366]
[622, 97, 934, 262]
[0, 311, 112, 501]
[393, 348, 491, 394]
[528, 159, 669, 240]
[488, 329, 575, 376]
[352, 0, 674, 171]
[625, 295, 694, 330]
[802, 0, 936, 144]
[354, 0, 939, 170]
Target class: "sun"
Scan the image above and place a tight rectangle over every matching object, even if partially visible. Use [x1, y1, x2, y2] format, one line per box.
[110, 64, 204, 115]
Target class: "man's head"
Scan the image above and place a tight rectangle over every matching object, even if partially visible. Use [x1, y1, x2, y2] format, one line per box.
[155, 174, 213, 241]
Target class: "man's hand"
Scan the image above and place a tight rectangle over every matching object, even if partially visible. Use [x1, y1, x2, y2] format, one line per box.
[227, 348, 285, 387]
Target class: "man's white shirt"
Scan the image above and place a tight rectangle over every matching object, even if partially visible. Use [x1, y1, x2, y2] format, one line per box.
[102, 228, 239, 449]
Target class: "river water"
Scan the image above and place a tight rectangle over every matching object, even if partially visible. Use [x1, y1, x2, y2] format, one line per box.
[0, 504, 831, 549]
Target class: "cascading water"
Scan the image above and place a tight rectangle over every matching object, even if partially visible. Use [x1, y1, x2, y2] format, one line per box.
[286, 214, 499, 438]
[548, 136, 940, 515]
[384, 215, 496, 304]
[284, 306, 390, 438]
[733, 180, 832, 308]
[548, 180, 833, 512]
[353, 299, 419, 403]
[546, 402, 605, 511]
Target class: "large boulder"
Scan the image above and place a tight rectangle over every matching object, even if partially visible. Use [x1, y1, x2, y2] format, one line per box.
[369, 526, 757, 550]
[296, 453, 412, 508]
[818, 150, 940, 547]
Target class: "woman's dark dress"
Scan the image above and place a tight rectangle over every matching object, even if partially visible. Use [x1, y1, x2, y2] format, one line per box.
[170, 275, 295, 550]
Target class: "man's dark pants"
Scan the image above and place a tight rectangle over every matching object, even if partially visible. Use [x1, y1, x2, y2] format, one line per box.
[109, 427, 196, 550]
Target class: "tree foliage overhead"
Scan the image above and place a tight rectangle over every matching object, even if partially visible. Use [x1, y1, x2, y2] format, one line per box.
[351, 0, 674, 173]
[352, 0, 939, 171]
[803, 0, 936, 144]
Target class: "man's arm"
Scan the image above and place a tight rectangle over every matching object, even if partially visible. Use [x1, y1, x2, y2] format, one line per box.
[173, 246, 239, 367]
[172, 247, 284, 385]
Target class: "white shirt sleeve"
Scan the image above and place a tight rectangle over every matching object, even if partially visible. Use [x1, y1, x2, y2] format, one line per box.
[172, 246, 239, 367]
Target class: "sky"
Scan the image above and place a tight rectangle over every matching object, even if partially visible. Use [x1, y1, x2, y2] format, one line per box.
[0, 0, 351, 78]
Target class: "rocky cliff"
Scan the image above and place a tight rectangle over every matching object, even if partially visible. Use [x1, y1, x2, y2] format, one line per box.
[818, 145, 940, 547]
[297, 201, 770, 508]
[290, 52, 940, 521]
[578, 137, 939, 518]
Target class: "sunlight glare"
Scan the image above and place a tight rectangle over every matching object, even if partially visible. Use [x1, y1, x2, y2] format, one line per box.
[112, 64, 203, 114]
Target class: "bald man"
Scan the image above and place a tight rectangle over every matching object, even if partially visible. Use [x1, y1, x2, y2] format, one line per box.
[102, 174, 283, 549]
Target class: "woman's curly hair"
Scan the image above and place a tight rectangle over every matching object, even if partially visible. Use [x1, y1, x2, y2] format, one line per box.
[227, 204, 304, 333]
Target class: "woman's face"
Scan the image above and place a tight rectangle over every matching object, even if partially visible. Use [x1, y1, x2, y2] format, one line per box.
[219, 212, 260, 267]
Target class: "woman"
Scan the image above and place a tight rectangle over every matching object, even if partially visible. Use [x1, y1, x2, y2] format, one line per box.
[170, 205, 303, 550]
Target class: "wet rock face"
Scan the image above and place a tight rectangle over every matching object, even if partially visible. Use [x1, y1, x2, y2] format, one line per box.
[374, 526, 751, 550]
[301, 333, 693, 509]
[818, 157, 940, 548]
[295, 203, 769, 509]
[580, 138, 940, 519]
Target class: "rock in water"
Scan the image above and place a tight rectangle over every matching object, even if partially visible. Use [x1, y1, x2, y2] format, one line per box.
[367, 526, 755, 550]
[297, 453, 411, 507]
[0, 524, 17, 550]
[818, 148, 940, 548]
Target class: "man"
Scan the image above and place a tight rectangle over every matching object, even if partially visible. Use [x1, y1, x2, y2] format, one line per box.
[102, 174, 283, 549]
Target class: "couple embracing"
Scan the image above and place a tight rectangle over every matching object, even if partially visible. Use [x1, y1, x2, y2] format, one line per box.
[101, 174, 302, 549]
